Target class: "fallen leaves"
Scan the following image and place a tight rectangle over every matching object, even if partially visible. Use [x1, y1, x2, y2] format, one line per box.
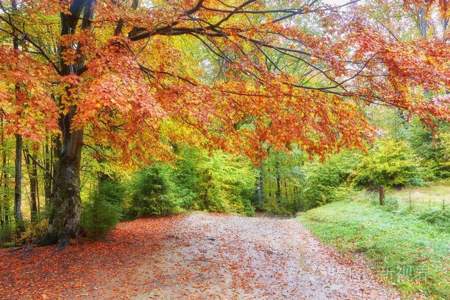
[0, 216, 182, 299]
[0, 213, 398, 299]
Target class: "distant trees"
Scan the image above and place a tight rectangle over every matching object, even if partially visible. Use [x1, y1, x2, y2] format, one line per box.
[257, 150, 305, 214]
[407, 120, 450, 179]
[302, 151, 360, 209]
[170, 148, 257, 216]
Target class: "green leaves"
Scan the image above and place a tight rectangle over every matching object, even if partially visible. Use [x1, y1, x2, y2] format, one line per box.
[128, 165, 178, 217]
[81, 178, 124, 239]
[353, 139, 423, 189]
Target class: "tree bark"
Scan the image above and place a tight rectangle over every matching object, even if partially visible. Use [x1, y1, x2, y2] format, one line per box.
[284, 179, 288, 202]
[417, 7, 428, 38]
[24, 148, 39, 222]
[43, 136, 53, 209]
[378, 185, 385, 206]
[275, 159, 281, 205]
[0, 116, 8, 225]
[14, 134, 24, 231]
[11, 0, 24, 232]
[46, 126, 83, 246]
[257, 164, 265, 209]
[43, 0, 95, 247]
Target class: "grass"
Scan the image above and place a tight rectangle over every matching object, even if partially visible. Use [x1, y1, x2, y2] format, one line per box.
[389, 181, 450, 211]
[355, 180, 450, 212]
[299, 196, 450, 299]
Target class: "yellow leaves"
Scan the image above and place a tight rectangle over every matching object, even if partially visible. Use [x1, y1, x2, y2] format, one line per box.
[144, 35, 204, 81]
[0, 46, 58, 139]
[0, 0, 447, 165]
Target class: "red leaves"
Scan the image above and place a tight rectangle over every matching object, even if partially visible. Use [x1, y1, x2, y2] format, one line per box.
[0, 0, 448, 163]
[60, 31, 97, 67]
[403, 0, 449, 18]
[0, 47, 58, 140]
[0, 213, 400, 298]
[0, 216, 183, 299]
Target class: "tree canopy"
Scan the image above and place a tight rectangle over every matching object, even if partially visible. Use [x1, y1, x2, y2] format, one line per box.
[0, 0, 448, 244]
[1, 0, 447, 156]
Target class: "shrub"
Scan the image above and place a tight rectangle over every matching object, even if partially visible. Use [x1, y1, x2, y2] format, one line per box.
[81, 178, 124, 239]
[0, 223, 15, 247]
[419, 209, 450, 232]
[81, 198, 121, 239]
[263, 201, 295, 216]
[128, 166, 179, 217]
[407, 119, 450, 179]
[381, 197, 400, 212]
[96, 177, 126, 207]
[20, 219, 49, 244]
[170, 147, 203, 210]
[302, 151, 360, 209]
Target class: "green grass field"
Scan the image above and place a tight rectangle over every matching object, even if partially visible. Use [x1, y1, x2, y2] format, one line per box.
[389, 182, 450, 211]
[299, 186, 450, 299]
[354, 181, 450, 212]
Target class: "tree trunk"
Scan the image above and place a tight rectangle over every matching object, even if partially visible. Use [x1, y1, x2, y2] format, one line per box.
[0, 177, 2, 226]
[43, 0, 95, 247]
[11, 0, 24, 232]
[284, 179, 288, 202]
[257, 164, 265, 209]
[275, 159, 281, 205]
[417, 7, 428, 38]
[43, 136, 53, 209]
[46, 126, 83, 246]
[14, 134, 24, 231]
[24, 148, 39, 222]
[0, 116, 7, 225]
[378, 185, 385, 206]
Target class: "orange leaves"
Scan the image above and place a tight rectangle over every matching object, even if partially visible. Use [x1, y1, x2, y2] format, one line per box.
[0, 47, 58, 139]
[324, 15, 449, 131]
[60, 31, 97, 66]
[0, 216, 183, 299]
[379, 39, 450, 90]
[22, 0, 71, 15]
[414, 94, 450, 128]
[403, 0, 449, 18]
[0, 0, 448, 164]
[174, 76, 374, 161]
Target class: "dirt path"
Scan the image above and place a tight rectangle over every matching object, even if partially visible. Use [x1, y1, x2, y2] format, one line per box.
[0, 213, 398, 299]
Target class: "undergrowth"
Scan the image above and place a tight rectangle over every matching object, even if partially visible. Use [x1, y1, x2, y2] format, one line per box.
[299, 200, 450, 299]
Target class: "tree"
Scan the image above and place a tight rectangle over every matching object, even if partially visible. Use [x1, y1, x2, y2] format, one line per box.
[23, 146, 39, 223]
[0, 116, 10, 226]
[259, 148, 306, 214]
[353, 139, 422, 205]
[128, 166, 176, 217]
[10, 0, 25, 233]
[256, 163, 264, 209]
[302, 150, 359, 209]
[0, 0, 448, 245]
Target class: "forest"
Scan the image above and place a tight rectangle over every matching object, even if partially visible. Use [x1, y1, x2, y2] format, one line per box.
[0, 0, 449, 299]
